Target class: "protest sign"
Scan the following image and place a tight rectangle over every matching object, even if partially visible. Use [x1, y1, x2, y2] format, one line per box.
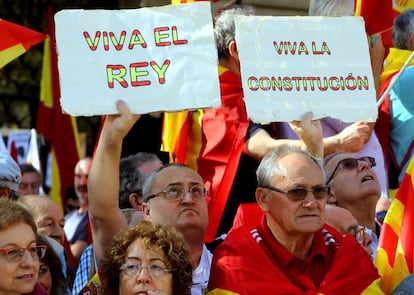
[54, 2, 220, 116]
[235, 16, 377, 123]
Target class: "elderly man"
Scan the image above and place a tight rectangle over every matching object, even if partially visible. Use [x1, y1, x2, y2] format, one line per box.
[208, 145, 382, 294]
[63, 157, 92, 261]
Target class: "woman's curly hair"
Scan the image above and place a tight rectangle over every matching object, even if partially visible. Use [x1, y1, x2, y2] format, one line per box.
[100, 220, 193, 295]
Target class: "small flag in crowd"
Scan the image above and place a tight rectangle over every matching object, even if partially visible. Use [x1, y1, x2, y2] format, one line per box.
[0, 19, 46, 68]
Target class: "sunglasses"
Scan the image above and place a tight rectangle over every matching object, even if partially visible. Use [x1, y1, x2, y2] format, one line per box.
[326, 156, 376, 184]
[263, 185, 330, 202]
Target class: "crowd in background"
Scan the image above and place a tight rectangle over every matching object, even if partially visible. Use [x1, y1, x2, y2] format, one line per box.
[1, 0, 414, 294]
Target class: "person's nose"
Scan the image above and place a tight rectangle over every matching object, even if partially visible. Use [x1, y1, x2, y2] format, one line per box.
[357, 159, 370, 171]
[80, 174, 88, 185]
[136, 267, 151, 284]
[181, 189, 195, 204]
[301, 192, 318, 208]
[20, 250, 37, 267]
[51, 225, 64, 243]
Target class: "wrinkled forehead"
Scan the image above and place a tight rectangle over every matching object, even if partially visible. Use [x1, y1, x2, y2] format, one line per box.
[154, 166, 204, 188]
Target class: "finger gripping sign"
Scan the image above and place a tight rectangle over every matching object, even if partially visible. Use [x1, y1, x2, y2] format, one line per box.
[235, 16, 378, 123]
[54, 2, 220, 116]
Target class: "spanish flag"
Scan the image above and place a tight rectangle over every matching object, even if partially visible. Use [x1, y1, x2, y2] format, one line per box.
[0, 19, 46, 68]
[37, 7, 81, 209]
[375, 156, 414, 294]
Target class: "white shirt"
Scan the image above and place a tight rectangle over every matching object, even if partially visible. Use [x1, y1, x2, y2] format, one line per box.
[191, 244, 212, 295]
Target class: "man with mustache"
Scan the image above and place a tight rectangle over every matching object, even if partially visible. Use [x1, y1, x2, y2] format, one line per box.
[64, 157, 92, 261]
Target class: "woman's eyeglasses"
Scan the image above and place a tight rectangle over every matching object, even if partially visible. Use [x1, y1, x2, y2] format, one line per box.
[0, 245, 47, 262]
[326, 156, 376, 184]
[120, 262, 172, 278]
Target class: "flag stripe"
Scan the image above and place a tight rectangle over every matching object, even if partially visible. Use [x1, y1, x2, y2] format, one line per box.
[0, 44, 26, 68]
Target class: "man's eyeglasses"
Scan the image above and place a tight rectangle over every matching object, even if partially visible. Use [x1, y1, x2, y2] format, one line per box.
[145, 184, 207, 202]
[262, 185, 330, 202]
[326, 156, 376, 184]
[120, 262, 172, 278]
[0, 245, 47, 262]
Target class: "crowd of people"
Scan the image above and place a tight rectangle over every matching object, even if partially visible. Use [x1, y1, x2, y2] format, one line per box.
[1, 0, 414, 294]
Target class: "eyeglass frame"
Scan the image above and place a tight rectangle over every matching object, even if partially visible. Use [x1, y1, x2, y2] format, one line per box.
[0, 245, 47, 262]
[326, 156, 376, 184]
[119, 262, 172, 278]
[144, 184, 207, 202]
[262, 185, 330, 202]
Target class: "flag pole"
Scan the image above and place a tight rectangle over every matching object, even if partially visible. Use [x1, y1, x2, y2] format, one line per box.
[377, 50, 414, 108]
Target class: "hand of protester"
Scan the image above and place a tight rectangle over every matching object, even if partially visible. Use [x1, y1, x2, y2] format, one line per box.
[331, 122, 371, 153]
[289, 112, 323, 159]
[103, 99, 141, 142]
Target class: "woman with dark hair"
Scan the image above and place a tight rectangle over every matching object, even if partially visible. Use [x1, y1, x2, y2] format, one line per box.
[36, 234, 69, 295]
[100, 220, 193, 295]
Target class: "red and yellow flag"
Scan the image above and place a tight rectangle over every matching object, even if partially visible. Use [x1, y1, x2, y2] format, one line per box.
[0, 19, 46, 68]
[375, 156, 414, 294]
[37, 7, 81, 209]
[162, 0, 217, 168]
[354, 0, 394, 37]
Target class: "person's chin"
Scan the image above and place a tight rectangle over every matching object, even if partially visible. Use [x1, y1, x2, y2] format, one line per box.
[297, 216, 323, 231]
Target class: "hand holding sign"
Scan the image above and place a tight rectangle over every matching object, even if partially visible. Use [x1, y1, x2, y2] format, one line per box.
[54, 2, 220, 116]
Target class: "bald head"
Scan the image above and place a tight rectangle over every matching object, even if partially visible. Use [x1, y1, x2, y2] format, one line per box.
[325, 205, 358, 235]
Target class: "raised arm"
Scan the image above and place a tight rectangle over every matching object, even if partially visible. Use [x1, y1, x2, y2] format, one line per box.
[88, 100, 140, 266]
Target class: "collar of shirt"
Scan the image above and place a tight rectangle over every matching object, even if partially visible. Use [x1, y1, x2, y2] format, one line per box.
[256, 216, 337, 288]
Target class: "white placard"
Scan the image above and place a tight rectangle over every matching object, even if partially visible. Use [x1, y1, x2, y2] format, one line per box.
[55, 2, 220, 116]
[235, 16, 378, 123]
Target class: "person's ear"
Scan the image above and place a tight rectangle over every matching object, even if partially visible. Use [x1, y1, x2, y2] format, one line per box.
[128, 193, 143, 210]
[0, 187, 11, 199]
[327, 190, 338, 205]
[228, 40, 239, 60]
[142, 202, 151, 220]
[255, 187, 270, 212]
